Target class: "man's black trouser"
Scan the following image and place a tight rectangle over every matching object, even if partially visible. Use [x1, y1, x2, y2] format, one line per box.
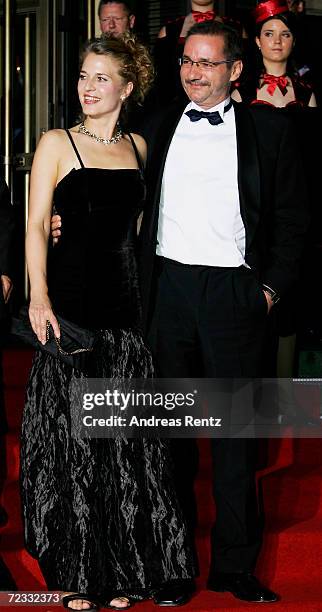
[148, 257, 267, 577]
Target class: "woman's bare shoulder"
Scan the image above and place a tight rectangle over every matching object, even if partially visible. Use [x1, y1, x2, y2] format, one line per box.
[39, 128, 69, 142]
[35, 129, 71, 154]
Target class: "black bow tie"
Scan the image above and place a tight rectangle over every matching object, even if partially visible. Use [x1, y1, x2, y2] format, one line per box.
[185, 100, 233, 125]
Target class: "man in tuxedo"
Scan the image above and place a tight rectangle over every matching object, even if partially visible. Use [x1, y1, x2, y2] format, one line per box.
[139, 20, 308, 605]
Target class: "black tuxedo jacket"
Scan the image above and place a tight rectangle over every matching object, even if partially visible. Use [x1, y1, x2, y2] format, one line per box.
[0, 178, 14, 319]
[139, 100, 309, 332]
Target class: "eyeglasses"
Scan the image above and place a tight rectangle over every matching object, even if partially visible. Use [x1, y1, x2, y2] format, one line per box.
[179, 56, 237, 70]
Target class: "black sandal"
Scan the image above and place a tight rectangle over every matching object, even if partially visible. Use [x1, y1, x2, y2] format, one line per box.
[106, 595, 133, 610]
[62, 593, 100, 611]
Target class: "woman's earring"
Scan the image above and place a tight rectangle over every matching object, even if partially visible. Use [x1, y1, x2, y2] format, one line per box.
[120, 95, 126, 102]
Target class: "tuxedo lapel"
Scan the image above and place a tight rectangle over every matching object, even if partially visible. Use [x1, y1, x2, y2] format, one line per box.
[234, 102, 261, 251]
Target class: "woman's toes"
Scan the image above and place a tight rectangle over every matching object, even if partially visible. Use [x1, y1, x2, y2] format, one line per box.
[67, 600, 91, 610]
[109, 597, 130, 609]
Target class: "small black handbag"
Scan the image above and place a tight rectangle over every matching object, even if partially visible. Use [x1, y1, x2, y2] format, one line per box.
[11, 305, 97, 369]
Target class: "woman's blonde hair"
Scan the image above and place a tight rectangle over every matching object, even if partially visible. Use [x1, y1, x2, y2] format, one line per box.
[81, 33, 154, 108]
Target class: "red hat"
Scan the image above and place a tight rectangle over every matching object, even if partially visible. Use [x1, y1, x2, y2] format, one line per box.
[253, 0, 289, 24]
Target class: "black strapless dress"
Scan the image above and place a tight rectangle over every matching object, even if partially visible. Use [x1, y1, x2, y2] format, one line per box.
[20, 133, 195, 603]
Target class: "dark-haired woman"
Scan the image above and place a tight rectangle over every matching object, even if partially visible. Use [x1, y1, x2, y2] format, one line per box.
[232, 0, 317, 107]
[21, 34, 195, 611]
[232, 0, 318, 389]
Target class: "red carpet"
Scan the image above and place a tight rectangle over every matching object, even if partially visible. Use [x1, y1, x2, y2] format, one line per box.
[1, 348, 322, 610]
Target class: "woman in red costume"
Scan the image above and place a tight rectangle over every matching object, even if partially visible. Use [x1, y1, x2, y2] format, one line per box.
[154, 2, 228, 104]
[232, 0, 317, 107]
[158, 1, 219, 45]
[234, 1, 319, 396]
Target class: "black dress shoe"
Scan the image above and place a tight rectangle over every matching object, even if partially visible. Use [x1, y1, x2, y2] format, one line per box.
[153, 582, 195, 607]
[207, 572, 278, 603]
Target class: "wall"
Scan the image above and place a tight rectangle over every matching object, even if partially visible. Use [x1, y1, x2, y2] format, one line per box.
[306, 0, 322, 15]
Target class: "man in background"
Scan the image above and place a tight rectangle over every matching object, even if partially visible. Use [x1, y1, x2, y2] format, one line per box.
[98, 0, 135, 37]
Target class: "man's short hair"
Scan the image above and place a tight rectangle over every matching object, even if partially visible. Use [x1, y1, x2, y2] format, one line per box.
[185, 21, 243, 62]
[98, 0, 134, 17]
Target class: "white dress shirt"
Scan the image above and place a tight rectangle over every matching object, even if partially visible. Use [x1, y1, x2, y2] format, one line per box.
[156, 97, 247, 267]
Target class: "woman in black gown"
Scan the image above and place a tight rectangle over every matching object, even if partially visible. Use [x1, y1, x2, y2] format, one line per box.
[21, 35, 195, 611]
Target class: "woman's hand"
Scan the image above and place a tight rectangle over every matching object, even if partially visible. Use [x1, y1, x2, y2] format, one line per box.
[51, 214, 62, 245]
[29, 297, 60, 345]
[1, 275, 13, 303]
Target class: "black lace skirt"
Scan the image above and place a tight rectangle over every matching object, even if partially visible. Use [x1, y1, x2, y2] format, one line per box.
[20, 329, 195, 603]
